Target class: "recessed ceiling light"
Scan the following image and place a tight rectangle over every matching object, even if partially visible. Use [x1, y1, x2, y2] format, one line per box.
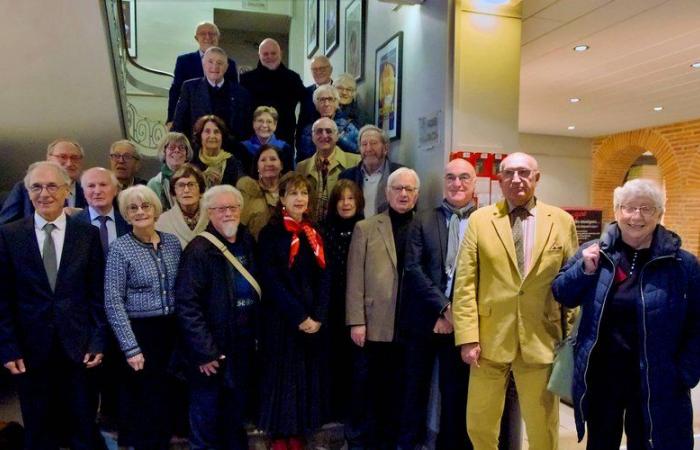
[567, 125, 576, 130]
[569, 97, 581, 103]
[573, 45, 589, 52]
[653, 106, 664, 112]
[691, 61, 700, 69]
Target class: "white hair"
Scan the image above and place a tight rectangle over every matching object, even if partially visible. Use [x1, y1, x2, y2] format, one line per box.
[201, 184, 244, 211]
[386, 167, 420, 192]
[24, 161, 71, 189]
[613, 178, 665, 214]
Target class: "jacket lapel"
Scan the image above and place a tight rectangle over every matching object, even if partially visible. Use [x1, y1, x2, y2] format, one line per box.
[490, 201, 520, 274]
[24, 216, 54, 292]
[56, 217, 78, 290]
[434, 208, 447, 263]
[198, 79, 212, 112]
[376, 212, 397, 269]
[528, 204, 554, 279]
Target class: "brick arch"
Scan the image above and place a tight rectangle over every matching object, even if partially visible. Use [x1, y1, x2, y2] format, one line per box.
[590, 127, 696, 252]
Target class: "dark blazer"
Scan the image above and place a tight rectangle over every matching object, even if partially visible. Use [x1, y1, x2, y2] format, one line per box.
[167, 51, 238, 122]
[0, 181, 86, 226]
[296, 84, 320, 150]
[73, 207, 131, 238]
[339, 161, 404, 215]
[0, 215, 107, 368]
[172, 77, 253, 141]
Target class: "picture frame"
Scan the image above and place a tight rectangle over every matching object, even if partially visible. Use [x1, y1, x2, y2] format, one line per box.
[344, 0, 365, 81]
[374, 32, 403, 141]
[306, 0, 319, 58]
[324, 0, 339, 56]
[122, 0, 136, 58]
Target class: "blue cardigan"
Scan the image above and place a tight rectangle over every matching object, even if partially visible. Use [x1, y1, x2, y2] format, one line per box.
[552, 224, 700, 448]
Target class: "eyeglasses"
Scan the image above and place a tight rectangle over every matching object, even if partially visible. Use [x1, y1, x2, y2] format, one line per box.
[109, 153, 138, 162]
[166, 144, 187, 153]
[313, 127, 336, 136]
[174, 181, 199, 191]
[317, 96, 337, 103]
[208, 205, 241, 214]
[619, 205, 657, 217]
[445, 174, 473, 183]
[126, 203, 154, 214]
[501, 169, 534, 180]
[336, 86, 355, 93]
[49, 153, 82, 163]
[390, 185, 418, 194]
[311, 65, 331, 72]
[29, 183, 66, 195]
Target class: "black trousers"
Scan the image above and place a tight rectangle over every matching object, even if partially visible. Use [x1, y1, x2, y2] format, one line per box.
[16, 342, 99, 450]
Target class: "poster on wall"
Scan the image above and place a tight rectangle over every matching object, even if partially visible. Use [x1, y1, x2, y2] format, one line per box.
[306, 0, 319, 58]
[344, 0, 365, 81]
[374, 31, 403, 141]
[563, 208, 604, 245]
[122, 0, 136, 58]
[324, 0, 339, 56]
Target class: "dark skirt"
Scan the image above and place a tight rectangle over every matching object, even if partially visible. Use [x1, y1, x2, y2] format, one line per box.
[117, 314, 177, 448]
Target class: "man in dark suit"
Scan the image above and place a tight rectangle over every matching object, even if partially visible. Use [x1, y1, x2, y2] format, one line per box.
[0, 139, 87, 225]
[172, 46, 252, 143]
[0, 161, 107, 450]
[296, 55, 333, 148]
[339, 125, 403, 218]
[167, 21, 238, 125]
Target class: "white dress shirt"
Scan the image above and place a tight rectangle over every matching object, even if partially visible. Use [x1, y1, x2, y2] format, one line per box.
[34, 212, 67, 268]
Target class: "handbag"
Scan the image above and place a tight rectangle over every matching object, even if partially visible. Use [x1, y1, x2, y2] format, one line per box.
[547, 310, 581, 404]
[198, 231, 262, 298]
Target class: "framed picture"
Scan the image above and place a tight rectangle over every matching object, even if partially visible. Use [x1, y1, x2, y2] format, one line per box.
[344, 0, 365, 81]
[122, 0, 136, 58]
[306, 0, 319, 58]
[374, 32, 403, 141]
[324, 0, 339, 56]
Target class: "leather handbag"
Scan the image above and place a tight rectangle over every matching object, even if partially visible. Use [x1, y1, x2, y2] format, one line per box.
[547, 310, 581, 404]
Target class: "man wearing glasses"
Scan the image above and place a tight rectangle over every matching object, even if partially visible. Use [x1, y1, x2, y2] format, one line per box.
[298, 55, 334, 140]
[346, 167, 419, 450]
[108, 140, 146, 190]
[453, 152, 578, 450]
[0, 138, 87, 225]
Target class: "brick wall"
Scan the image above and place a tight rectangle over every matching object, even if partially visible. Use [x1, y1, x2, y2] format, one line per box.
[591, 119, 700, 255]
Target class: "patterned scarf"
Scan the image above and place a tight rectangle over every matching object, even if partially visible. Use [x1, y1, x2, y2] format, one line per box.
[283, 210, 326, 269]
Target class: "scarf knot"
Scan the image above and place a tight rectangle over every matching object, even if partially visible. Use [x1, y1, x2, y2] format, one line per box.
[283, 210, 326, 269]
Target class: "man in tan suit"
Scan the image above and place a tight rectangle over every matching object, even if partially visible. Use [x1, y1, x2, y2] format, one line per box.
[346, 167, 419, 450]
[453, 152, 578, 450]
[295, 117, 360, 219]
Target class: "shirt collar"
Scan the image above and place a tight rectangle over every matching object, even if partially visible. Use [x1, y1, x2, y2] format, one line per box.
[506, 196, 537, 214]
[88, 206, 116, 221]
[206, 78, 225, 88]
[34, 211, 67, 231]
[361, 159, 387, 177]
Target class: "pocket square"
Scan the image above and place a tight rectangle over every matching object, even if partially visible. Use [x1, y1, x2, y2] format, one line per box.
[549, 242, 563, 251]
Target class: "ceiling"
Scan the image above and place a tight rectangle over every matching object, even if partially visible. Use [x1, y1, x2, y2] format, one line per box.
[519, 0, 700, 137]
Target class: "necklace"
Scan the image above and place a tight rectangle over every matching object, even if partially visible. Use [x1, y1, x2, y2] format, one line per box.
[629, 250, 639, 276]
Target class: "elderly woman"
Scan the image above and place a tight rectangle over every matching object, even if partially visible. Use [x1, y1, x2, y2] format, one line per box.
[192, 114, 246, 188]
[241, 106, 294, 172]
[297, 84, 360, 162]
[155, 163, 209, 248]
[147, 132, 193, 211]
[335, 73, 363, 125]
[236, 144, 284, 239]
[552, 178, 700, 450]
[258, 173, 330, 450]
[320, 180, 364, 421]
[105, 185, 182, 449]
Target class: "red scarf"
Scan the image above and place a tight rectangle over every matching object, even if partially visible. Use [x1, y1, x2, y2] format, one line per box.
[283, 211, 326, 269]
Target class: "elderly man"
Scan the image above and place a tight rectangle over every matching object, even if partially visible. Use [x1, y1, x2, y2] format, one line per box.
[339, 125, 403, 217]
[167, 21, 238, 125]
[346, 167, 419, 450]
[0, 138, 87, 225]
[298, 55, 334, 140]
[108, 140, 146, 189]
[240, 38, 306, 144]
[175, 184, 258, 450]
[0, 161, 107, 450]
[173, 47, 252, 142]
[453, 152, 578, 450]
[295, 117, 360, 219]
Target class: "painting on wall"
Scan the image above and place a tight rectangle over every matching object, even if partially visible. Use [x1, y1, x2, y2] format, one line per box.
[122, 0, 136, 58]
[324, 0, 339, 56]
[344, 0, 365, 81]
[307, 0, 319, 58]
[374, 32, 403, 140]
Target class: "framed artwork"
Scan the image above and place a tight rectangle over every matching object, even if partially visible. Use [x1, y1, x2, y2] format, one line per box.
[374, 32, 403, 141]
[324, 0, 339, 56]
[344, 0, 365, 81]
[122, 0, 136, 58]
[306, 0, 319, 58]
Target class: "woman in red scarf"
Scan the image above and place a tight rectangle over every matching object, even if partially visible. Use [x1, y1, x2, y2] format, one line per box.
[257, 172, 330, 449]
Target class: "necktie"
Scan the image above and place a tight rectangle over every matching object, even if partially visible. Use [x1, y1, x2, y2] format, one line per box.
[443, 201, 474, 279]
[42, 223, 58, 291]
[511, 206, 528, 276]
[97, 216, 110, 255]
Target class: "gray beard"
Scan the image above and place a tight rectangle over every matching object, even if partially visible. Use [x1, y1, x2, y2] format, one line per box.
[220, 223, 238, 238]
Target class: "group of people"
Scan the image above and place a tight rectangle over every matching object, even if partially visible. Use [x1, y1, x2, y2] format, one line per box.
[0, 19, 699, 450]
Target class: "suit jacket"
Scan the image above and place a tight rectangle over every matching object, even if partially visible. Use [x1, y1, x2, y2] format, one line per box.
[339, 160, 404, 215]
[0, 215, 107, 367]
[452, 200, 578, 364]
[346, 210, 400, 342]
[167, 51, 238, 122]
[73, 207, 131, 238]
[172, 77, 253, 141]
[0, 181, 86, 225]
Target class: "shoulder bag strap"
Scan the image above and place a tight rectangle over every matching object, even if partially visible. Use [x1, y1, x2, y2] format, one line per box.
[199, 231, 262, 298]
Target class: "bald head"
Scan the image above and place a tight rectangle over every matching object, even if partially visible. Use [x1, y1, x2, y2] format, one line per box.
[259, 38, 282, 70]
[444, 158, 476, 208]
[499, 152, 541, 206]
